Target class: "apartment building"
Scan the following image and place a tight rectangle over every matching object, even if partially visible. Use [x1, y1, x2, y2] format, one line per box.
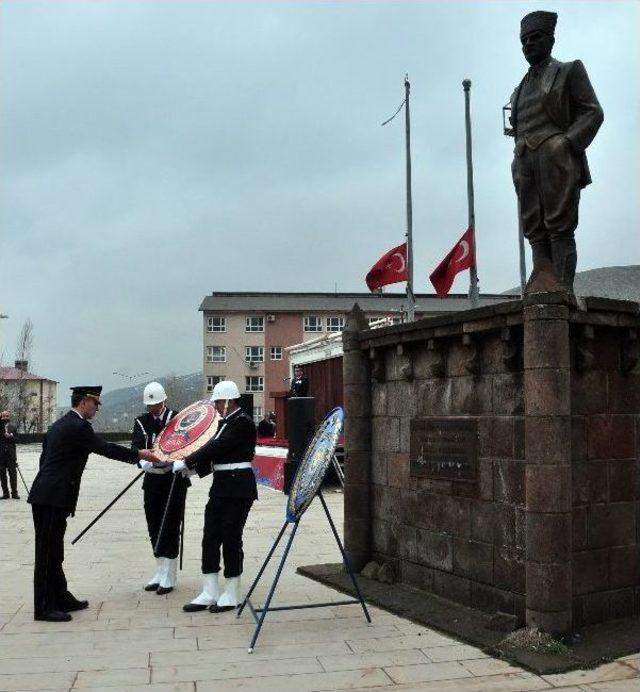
[199, 291, 515, 419]
[0, 361, 58, 432]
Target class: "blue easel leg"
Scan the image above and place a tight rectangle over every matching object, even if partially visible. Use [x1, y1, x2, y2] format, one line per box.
[238, 519, 289, 618]
[247, 520, 299, 653]
[318, 490, 371, 623]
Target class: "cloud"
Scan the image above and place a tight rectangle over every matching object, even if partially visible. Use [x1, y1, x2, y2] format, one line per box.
[0, 0, 638, 395]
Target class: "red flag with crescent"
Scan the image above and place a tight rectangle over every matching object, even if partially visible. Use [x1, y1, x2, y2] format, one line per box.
[365, 242, 408, 291]
[429, 227, 476, 297]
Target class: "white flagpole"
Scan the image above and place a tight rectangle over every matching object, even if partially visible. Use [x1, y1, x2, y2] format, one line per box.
[463, 79, 480, 307]
[404, 75, 415, 322]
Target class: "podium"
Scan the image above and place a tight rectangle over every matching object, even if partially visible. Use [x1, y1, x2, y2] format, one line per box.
[270, 391, 289, 439]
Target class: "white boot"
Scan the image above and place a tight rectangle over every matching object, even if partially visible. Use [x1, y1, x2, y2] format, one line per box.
[157, 558, 177, 595]
[183, 573, 220, 612]
[144, 557, 163, 591]
[210, 576, 241, 612]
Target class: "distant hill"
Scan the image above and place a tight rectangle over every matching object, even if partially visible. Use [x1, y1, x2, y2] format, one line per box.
[506, 265, 640, 302]
[58, 372, 204, 432]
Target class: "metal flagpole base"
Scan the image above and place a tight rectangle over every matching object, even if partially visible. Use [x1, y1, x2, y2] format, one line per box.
[239, 492, 371, 653]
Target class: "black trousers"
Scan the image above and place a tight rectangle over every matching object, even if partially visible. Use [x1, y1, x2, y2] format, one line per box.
[202, 496, 253, 578]
[143, 475, 187, 559]
[32, 503, 69, 616]
[0, 456, 18, 496]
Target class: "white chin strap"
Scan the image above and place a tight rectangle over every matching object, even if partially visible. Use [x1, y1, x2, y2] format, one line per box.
[223, 400, 229, 417]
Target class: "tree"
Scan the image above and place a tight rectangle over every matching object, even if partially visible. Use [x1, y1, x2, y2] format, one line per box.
[13, 318, 36, 432]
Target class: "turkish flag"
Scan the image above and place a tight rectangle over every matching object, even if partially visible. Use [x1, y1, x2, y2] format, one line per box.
[429, 227, 475, 297]
[365, 242, 408, 291]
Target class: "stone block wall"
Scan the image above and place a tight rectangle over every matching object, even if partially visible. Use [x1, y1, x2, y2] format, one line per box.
[569, 301, 640, 626]
[343, 296, 640, 634]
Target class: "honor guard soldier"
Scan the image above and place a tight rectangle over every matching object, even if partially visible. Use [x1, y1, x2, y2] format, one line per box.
[28, 386, 160, 622]
[132, 381, 188, 595]
[172, 380, 257, 613]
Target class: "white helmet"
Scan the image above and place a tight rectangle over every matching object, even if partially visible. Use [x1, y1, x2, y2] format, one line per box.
[143, 381, 167, 405]
[210, 380, 240, 401]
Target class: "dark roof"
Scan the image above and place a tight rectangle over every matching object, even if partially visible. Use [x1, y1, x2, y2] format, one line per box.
[505, 266, 640, 303]
[199, 291, 518, 314]
[0, 367, 57, 383]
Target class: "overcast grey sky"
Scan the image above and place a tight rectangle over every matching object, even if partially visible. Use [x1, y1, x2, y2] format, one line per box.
[1, 0, 638, 397]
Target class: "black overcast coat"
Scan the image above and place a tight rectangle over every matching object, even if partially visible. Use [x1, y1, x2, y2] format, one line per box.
[185, 408, 257, 500]
[28, 410, 138, 515]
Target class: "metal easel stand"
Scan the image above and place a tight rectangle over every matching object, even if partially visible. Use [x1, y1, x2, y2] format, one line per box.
[237, 489, 371, 653]
[331, 454, 345, 488]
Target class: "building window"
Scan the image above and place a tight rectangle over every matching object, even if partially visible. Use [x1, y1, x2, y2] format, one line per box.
[246, 316, 264, 332]
[253, 406, 263, 423]
[206, 346, 226, 363]
[270, 346, 283, 361]
[245, 346, 264, 363]
[206, 316, 226, 332]
[304, 315, 322, 332]
[326, 316, 345, 332]
[368, 316, 382, 327]
[206, 375, 225, 392]
[245, 376, 264, 392]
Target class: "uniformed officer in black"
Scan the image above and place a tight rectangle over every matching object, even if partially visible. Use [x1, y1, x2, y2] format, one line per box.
[28, 386, 160, 622]
[0, 410, 19, 499]
[132, 381, 187, 595]
[172, 380, 257, 613]
[289, 365, 309, 397]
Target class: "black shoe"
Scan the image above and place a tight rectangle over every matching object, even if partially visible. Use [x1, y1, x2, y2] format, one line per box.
[11, 493, 20, 500]
[156, 586, 173, 595]
[144, 583, 159, 592]
[183, 602, 209, 612]
[35, 611, 72, 622]
[58, 593, 89, 612]
[0, 495, 9, 500]
[208, 604, 236, 613]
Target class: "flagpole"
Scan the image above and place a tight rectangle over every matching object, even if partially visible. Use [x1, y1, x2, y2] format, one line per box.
[404, 75, 415, 322]
[517, 199, 527, 296]
[462, 79, 480, 308]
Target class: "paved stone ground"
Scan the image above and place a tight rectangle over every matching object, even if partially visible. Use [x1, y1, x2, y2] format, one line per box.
[1, 446, 639, 691]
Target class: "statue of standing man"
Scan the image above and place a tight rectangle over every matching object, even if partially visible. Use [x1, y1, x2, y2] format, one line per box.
[509, 11, 603, 294]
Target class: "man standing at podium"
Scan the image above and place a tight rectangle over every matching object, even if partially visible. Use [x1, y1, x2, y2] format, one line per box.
[289, 366, 309, 397]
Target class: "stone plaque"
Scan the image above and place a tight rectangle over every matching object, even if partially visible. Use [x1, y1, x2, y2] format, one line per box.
[410, 418, 478, 481]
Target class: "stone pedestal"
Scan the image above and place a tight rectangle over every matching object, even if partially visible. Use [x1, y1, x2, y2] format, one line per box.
[342, 304, 372, 571]
[523, 298, 572, 634]
[342, 296, 640, 633]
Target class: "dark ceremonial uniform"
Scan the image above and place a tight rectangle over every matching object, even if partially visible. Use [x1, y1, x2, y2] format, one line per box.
[257, 418, 275, 438]
[28, 410, 138, 617]
[0, 420, 19, 498]
[289, 377, 309, 398]
[184, 408, 257, 577]
[131, 408, 188, 559]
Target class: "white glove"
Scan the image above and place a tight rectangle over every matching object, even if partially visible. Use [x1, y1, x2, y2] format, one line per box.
[140, 460, 169, 474]
[172, 459, 187, 474]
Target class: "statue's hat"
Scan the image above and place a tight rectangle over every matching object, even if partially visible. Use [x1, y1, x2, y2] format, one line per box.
[520, 11, 557, 37]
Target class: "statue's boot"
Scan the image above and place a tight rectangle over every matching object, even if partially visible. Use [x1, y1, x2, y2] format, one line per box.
[525, 242, 564, 295]
[551, 237, 577, 295]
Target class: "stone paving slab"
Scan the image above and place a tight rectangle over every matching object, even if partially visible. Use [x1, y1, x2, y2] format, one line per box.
[0, 446, 638, 691]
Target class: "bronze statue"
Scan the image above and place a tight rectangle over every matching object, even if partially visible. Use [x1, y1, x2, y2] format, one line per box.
[509, 11, 603, 293]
